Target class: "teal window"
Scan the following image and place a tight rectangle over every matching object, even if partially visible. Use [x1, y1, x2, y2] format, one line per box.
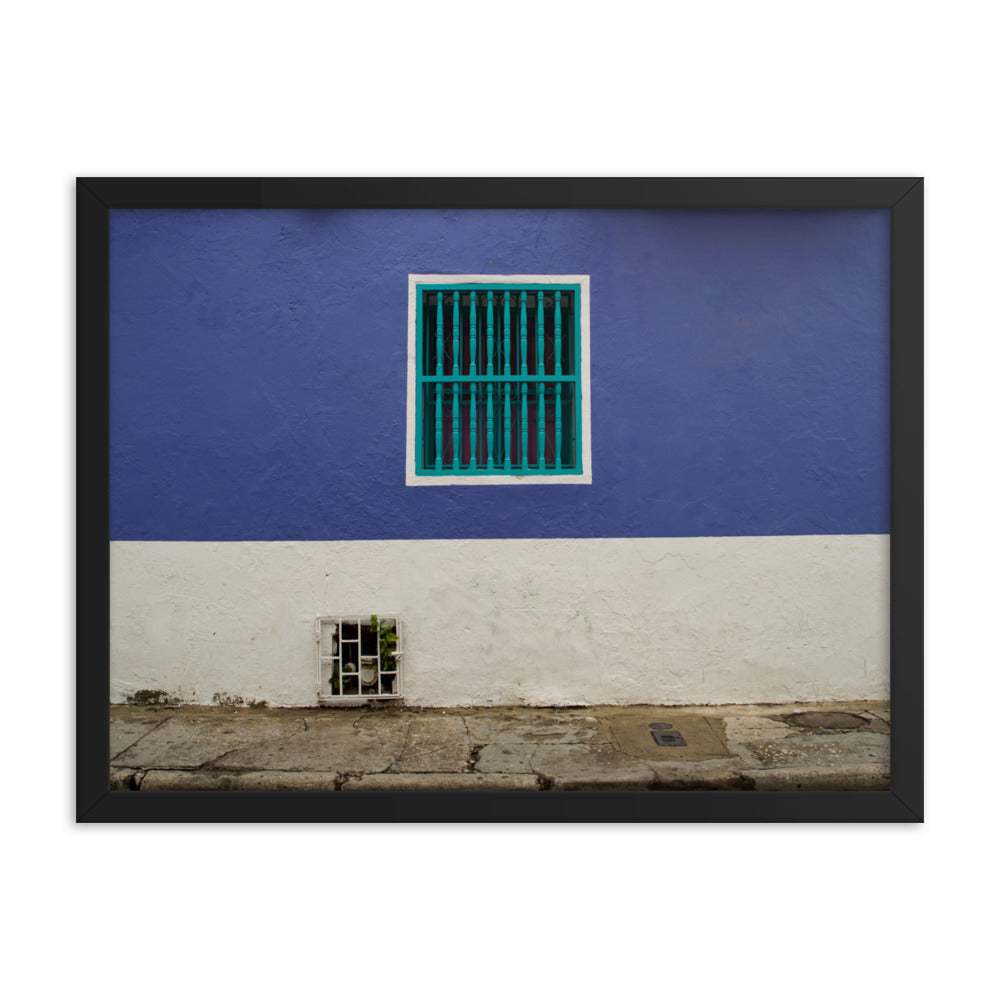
[414, 282, 585, 478]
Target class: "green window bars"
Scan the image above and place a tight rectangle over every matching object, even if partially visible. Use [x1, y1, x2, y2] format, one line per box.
[415, 283, 583, 477]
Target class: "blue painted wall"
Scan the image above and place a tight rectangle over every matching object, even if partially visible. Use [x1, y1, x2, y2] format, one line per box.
[110, 209, 889, 540]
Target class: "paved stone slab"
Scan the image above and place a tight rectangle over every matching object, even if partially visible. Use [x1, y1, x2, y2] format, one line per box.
[110, 717, 165, 758]
[389, 715, 470, 773]
[858, 714, 891, 734]
[112, 711, 313, 769]
[352, 713, 410, 740]
[742, 731, 890, 771]
[343, 772, 538, 791]
[722, 715, 797, 744]
[465, 712, 605, 745]
[474, 743, 536, 774]
[530, 744, 657, 790]
[214, 713, 405, 773]
[860, 710, 891, 732]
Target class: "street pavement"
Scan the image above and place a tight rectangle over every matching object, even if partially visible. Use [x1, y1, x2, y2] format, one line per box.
[109, 701, 890, 791]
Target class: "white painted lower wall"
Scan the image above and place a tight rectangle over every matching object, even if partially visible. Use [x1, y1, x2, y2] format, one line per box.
[109, 536, 889, 707]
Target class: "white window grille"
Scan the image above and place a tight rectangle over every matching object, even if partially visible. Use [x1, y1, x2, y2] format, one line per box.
[316, 615, 402, 702]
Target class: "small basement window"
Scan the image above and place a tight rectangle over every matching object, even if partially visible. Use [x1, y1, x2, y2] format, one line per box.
[406, 275, 591, 485]
[317, 615, 402, 702]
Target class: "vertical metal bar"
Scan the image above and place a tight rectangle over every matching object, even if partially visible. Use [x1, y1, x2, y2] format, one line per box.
[469, 290, 477, 470]
[486, 291, 495, 470]
[536, 291, 545, 468]
[435, 292, 443, 471]
[554, 290, 562, 470]
[335, 621, 341, 697]
[503, 291, 511, 470]
[333, 619, 340, 696]
[452, 291, 460, 470]
[520, 291, 528, 468]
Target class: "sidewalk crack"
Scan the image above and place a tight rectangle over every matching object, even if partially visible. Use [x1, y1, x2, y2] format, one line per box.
[460, 716, 482, 772]
[527, 748, 553, 790]
[111, 715, 173, 761]
[396, 718, 412, 765]
[196, 732, 290, 770]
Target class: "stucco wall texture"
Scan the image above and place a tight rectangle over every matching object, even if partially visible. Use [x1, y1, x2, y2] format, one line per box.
[111, 209, 889, 541]
[111, 537, 888, 708]
[109, 209, 890, 706]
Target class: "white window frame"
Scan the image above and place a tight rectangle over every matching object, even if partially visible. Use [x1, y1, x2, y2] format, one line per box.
[405, 274, 592, 486]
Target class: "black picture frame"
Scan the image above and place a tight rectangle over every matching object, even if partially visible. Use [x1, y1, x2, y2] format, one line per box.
[78, 177, 923, 823]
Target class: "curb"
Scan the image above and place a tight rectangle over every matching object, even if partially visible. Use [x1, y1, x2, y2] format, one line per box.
[111, 766, 889, 793]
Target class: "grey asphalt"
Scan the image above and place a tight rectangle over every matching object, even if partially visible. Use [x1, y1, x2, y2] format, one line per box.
[109, 700, 890, 791]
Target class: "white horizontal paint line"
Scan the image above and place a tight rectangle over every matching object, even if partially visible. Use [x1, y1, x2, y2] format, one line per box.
[408, 274, 591, 284]
[406, 473, 592, 486]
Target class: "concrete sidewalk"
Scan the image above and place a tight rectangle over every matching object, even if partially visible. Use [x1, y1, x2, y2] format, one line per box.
[110, 701, 890, 792]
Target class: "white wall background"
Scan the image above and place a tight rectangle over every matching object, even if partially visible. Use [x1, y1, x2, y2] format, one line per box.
[111, 537, 889, 707]
[5, 3, 995, 1000]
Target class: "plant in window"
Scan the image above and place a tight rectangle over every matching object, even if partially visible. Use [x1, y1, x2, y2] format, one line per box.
[370, 614, 399, 672]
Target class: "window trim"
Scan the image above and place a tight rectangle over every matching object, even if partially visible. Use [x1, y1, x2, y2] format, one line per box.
[405, 274, 592, 486]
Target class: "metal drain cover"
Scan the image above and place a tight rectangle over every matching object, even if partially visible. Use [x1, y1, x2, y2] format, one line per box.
[610, 714, 731, 760]
[651, 730, 686, 747]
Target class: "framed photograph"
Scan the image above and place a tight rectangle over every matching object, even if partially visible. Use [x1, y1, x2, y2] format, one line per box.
[78, 177, 922, 822]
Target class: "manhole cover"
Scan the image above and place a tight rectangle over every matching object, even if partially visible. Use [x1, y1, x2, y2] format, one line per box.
[783, 712, 868, 730]
[651, 731, 686, 747]
[649, 723, 674, 731]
